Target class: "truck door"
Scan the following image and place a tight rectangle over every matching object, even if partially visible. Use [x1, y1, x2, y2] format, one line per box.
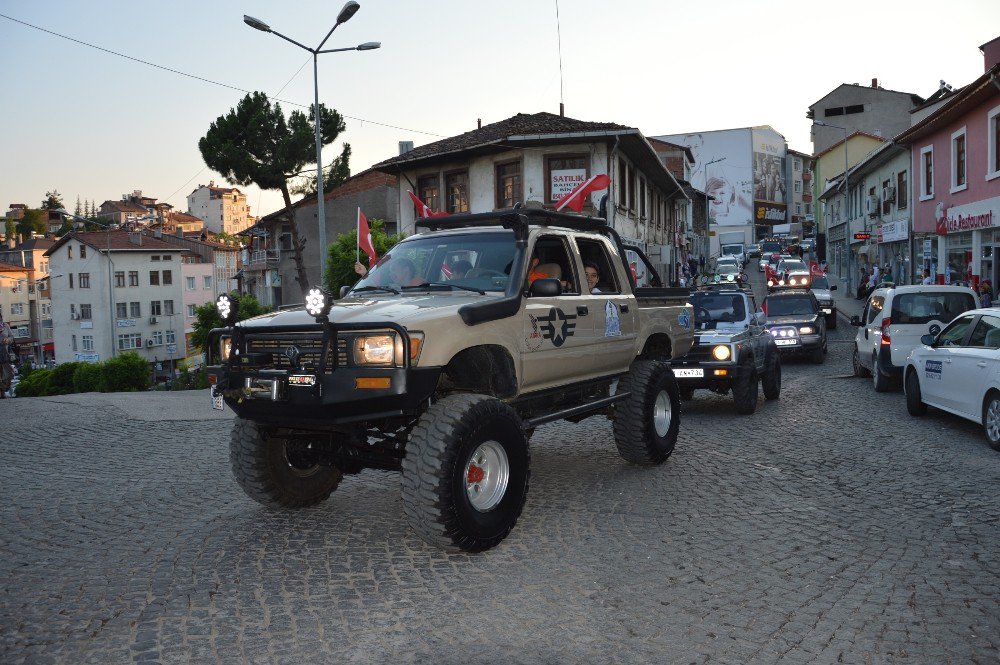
[520, 234, 599, 392]
[575, 237, 637, 375]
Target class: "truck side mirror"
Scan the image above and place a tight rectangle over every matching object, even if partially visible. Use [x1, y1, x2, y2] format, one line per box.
[830, 285, 838, 291]
[529, 278, 561, 297]
[920, 334, 935, 346]
[339, 285, 351, 299]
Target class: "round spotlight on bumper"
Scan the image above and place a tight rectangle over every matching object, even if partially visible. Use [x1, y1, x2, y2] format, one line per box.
[305, 287, 333, 322]
[216, 293, 238, 325]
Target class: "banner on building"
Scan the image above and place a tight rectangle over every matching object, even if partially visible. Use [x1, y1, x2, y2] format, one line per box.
[752, 127, 787, 225]
[550, 169, 588, 201]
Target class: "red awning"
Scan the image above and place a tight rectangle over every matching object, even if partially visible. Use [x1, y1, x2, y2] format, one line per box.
[43, 342, 54, 351]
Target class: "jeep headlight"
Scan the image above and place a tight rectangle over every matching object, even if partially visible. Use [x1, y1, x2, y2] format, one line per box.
[219, 335, 232, 361]
[712, 344, 731, 361]
[354, 334, 395, 366]
[798, 326, 816, 334]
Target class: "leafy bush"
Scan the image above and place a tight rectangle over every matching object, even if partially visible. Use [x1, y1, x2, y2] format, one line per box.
[14, 368, 51, 397]
[166, 366, 210, 391]
[47, 362, 83, 395]
[19, 361, 34, 381]
[99, 352, 150, 392]
[72, 362, 103, 393]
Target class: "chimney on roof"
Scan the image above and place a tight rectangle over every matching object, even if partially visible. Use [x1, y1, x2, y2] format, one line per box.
[871, 78, 878, 88]
[983, 36, 1000, 71]
[477, 118, 481, 129]
[398, 141, 414, 155]
[560, 102, 565, 117]
[128, 232, 142, 246]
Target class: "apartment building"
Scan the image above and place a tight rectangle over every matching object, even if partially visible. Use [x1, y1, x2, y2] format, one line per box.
[186, 182, 255, 235]
[0, 237, 55, 363]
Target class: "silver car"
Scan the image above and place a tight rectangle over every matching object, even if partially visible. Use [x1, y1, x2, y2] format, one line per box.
[809, 275, 838, 329]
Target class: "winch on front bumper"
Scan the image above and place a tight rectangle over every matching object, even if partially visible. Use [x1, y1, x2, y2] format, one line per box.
[206, 321, 440, 426]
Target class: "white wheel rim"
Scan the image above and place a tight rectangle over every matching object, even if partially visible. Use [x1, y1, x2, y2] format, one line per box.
[987, 400, 1000, 442]
[653, 389, 672, 438]
[464, 440, 509, 512]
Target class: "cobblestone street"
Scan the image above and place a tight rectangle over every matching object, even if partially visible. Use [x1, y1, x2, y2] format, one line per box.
[2, 311, 998, 664]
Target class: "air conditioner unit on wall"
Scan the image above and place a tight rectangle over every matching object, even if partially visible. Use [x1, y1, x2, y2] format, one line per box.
[866, 195, 879, 217]
[884, 185, 896, 201]
[149, 316, 157, 324]
[146, 339, 154, 347]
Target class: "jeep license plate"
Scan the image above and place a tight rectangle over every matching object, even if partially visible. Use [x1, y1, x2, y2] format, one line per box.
[822, 308, 832, 314]
[775, 339, 797, 346]
[672, 368, 704, 378]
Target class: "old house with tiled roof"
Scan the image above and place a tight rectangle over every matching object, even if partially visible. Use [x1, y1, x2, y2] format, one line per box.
[374, 111, 688, 283]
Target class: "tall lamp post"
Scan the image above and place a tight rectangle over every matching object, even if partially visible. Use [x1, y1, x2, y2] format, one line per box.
[814, 121, 850, 292]
[244, 3, 380, 283]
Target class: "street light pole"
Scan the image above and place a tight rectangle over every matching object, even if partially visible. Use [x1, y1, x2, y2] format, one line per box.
[244, 3, 380, 285]
[815, 121, 850, 293]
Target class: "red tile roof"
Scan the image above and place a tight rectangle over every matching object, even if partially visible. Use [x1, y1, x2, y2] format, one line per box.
[0, 261, 29, 272]
[43, 231, 187, 257]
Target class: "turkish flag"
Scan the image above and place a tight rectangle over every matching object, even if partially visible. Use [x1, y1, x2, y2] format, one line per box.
[357, 208, 378, 265]
[555, 174, 611, 212]
[407, 191, 449, 218]
[809, 261, 823, 277]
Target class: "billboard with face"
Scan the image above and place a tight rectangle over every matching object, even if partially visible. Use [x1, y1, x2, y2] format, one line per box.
[752, 127, 788, 225]
[654, 129, 753, 227]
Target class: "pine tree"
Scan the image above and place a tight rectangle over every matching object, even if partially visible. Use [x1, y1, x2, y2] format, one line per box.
[74, 196, 82, 216]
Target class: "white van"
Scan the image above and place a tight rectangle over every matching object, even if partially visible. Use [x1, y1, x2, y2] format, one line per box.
[851, 284, 979, 392]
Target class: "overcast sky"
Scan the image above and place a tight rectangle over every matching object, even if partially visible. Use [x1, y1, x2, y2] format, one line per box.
[2, 0, 997, 219]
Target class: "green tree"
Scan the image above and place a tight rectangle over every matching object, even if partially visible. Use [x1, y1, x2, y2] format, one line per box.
[41, 190, 64, 210]
[324, 218, 404, 294]
[290, 144, 352, 197]
[191, 292, 270, 354]
[4, 218, 16, 244]
[16, 209, 46, 239]
[74, 196, 82, 216]
[198, 91, 350, 297]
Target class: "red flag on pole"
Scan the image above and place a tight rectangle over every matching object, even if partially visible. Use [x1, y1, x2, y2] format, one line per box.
[554, 174, 611, 212]
[407, 190, 449, 218]
[357, 208, 378, 265]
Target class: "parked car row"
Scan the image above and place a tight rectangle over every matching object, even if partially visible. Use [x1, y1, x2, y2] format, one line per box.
[850, 284, 998, 450]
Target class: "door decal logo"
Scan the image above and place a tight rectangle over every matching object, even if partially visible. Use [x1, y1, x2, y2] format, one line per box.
[525, 314, 544, 351]
[538, 307, 577, 347]
[605, 301, 622, 337]
[925, 359, 942, 380]
[928, 324, 941, 336]
[678, 310, 691, 330]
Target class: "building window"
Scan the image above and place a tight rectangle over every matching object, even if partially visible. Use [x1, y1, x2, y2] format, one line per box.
[417, 174, 440, 213]
[989, 105, 1000, 181]
[152, 330, 163, 345]
[150, 301, 162, 316]
[882, 179, 892, 215]
[68, 273, 73, 288]
[72, 334, 77, 352]
[639, 178, 647, 218]
[279, 224, 292, 251]
[495, 161, 522, 209]
[164, 300, 174, 316]
[115, 271, 125, 287]
[919, 145, 934, 201]
[162, 270, 172, 285]
[117, 333, 141, 350]
[166, 330, 175, 345]
[79, 273, 90, 288]
[796, 203, 802, 214]
[129, 271, 139, 286]
[149, 271, 159, 286]
[186, 276, 195, 290]
[130, 302, 141, 318]
[162, 254, 172, 261]
[116, 302, 128, 319]
[79, 245, 87, 259]
[794, 159, 801, 171]
[10, 303, 23, 315]
[546, 155, 588, 205]
[80, 303, 92, 319]
[82, 335, 94, 352]
[152, 255, 160, 262]
[617, 157, 627, 208]
[203, 275, 212, 289]
[897, 171, 908, 209]
[951, 127, 967, 192]
[794, 181, 801, 193]
[187, 304, 197, 317]
[627, 164, 636, 211]
[67, 246, 73, 259]
[445, 171, 469, 213]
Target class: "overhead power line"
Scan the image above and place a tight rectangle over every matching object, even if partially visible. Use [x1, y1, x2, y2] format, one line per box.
[0, 13, 445, 138]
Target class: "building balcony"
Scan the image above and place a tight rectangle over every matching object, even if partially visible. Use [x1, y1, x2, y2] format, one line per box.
[802, 171, 812, 182]
[802, 193, 813, 203]
[243, 249, 279, 271]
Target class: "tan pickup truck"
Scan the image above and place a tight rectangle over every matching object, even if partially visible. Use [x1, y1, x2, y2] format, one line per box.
[207, 208, 693, 552]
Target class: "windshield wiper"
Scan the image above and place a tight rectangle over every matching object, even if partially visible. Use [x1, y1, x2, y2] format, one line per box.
[401, 282, 486, 295]
[351, 285, 399, 295]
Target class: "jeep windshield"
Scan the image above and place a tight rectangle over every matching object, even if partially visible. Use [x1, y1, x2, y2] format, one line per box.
[352, 231, 516, 294]
[690, 292, 748, 329]
[765, 296, 816, 316]
[811, 276, 831, 290]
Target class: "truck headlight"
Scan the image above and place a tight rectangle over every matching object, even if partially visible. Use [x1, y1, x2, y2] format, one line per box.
[798, 326, 816, 334]
[712, 344, 731, 360]
[220, 335, 232, 361]
[354, 335, 395, 366]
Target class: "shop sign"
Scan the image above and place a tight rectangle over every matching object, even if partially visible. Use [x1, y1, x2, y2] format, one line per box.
[754, 203, 786, 223]
[117, 319, 136, 327]
[935, 196, 1000, 235]
[80, 321, 93, 329]
[923, 239, 933, 259]
[550, 169, 588, 200]
[878, 220, 909, 244]
[74, 353, 100, 363]
[853, 233, 871, 241]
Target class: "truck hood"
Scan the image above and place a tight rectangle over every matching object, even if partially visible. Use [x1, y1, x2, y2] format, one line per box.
[811, 288, 834, 301]
[236, 292, 500, 329]
[693, 326, 751, 344]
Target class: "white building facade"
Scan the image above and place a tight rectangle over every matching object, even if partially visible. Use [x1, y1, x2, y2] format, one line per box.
[187, 182, 255, 235]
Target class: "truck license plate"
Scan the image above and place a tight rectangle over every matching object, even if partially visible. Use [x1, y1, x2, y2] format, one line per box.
[672, 368, 704, 378]
[775, 339, 797, 346]
[822, 308, 832, 314]
[211, 390, 224, 410]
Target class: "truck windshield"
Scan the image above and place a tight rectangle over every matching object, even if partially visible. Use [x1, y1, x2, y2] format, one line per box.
[690, 292, 748, 327]
[761, 241, 781, 254]
[721, 245, 743, 255]
[765, 296, 816, 316]
[353, 230, 517, 293]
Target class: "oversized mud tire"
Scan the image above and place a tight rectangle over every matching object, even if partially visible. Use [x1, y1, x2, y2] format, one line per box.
[612, 361, 680, 465]
[229, 418, 343, 509]
[762, 352, 781, 400]
[905, 369, 927, 417]
[402, 394, 529, 553]
[732, 358, 759, 415]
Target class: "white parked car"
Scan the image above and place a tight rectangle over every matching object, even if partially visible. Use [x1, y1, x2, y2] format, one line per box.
[904, 307, 1000, 451]
[851, 284, 979, 392]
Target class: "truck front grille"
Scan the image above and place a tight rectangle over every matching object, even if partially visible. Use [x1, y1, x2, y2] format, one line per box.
[245, 334, 348, 370]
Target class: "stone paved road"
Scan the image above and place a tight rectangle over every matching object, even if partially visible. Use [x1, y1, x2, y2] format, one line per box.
[1, 301, 998, 663]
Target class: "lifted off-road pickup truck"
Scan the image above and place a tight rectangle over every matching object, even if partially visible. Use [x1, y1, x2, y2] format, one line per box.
[206, 208, 694, 552]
